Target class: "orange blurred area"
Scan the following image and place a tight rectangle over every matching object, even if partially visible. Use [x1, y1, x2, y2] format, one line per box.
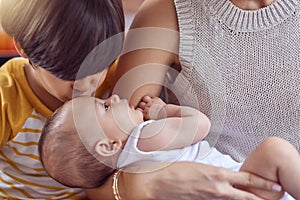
[0, 32, 18, 56]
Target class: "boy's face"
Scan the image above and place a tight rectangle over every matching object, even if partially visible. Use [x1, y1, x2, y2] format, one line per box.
[35, 67, 108, 102]
[95, 95, 144, 140]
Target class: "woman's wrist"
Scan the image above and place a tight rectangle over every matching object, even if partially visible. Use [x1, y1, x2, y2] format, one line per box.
[119, 169, 157, 200]
[112, 170, 123, 200]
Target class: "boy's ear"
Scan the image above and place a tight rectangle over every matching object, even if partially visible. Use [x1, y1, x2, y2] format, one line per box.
[95, 138, 122, 157]
[13, 39, 28, 58]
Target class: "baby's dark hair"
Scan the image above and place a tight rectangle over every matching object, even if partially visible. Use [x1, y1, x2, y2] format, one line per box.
[1, 0, 124, 80]
[39, 103, 116, 188]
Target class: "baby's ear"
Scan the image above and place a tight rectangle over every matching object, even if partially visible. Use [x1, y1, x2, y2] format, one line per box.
[95, 139, 122, 157]
[13, 39, 28, 58]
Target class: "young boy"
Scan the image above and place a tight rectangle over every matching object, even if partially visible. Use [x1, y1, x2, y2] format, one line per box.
[39, 95, 300, 200]
[0, 0, 124, 199]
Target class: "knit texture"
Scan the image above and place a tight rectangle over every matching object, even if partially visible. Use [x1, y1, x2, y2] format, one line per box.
[168, 0, 300, 162]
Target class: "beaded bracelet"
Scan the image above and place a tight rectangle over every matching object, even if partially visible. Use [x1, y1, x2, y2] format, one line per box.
[112, 170, 122, 200]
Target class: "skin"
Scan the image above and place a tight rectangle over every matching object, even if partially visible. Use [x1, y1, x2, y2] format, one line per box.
[71, 95, 209, 157]
[86, 0, 284, 199]
[96, 94, 210, 153]
[239, 137, 300, 199]
[137, 96, 210, 152]
[95, 95, 144, 140]
[230, 0, 276, 10]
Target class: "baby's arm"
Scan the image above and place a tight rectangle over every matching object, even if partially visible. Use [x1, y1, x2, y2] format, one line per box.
[238, 137, 300, 199]
[137, 96, 210, 152]
[138, 96, 178, 120]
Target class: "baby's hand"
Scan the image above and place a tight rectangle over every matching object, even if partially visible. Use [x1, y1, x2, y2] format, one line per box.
[138, 96, 166, 120]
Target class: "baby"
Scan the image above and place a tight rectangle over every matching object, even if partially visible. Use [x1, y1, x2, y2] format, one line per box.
[39, 95, 300, 200]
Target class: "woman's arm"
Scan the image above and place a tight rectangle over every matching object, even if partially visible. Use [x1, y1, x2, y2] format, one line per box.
[86, 162, 282, 200]
[112, 0, 179, 107]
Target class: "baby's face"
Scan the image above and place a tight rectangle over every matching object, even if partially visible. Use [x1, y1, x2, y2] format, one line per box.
[67, 95, 143, 143]
[95, 95, 144, 140]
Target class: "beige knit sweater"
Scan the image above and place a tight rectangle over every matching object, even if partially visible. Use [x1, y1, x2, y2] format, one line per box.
[167, 0, 300, 162]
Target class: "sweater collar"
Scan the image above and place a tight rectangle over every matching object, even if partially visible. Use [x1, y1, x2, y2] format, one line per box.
[205, 0, 299, 32]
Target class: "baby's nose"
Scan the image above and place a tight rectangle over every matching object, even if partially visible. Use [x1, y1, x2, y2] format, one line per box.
[110, 94, 120, 103]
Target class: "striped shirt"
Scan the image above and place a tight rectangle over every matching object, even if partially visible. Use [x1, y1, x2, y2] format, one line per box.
[0, 58, 85, 199]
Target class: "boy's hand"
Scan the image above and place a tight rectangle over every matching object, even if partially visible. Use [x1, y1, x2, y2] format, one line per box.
[138, 96, 166, 120]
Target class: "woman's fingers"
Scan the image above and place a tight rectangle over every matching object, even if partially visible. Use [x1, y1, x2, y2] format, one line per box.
[230, 171, 282, 191]
[148, 162, 268, 200]
[227, 187, 265, 200]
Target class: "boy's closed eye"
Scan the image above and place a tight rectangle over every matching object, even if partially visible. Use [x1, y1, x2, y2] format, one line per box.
[104, 103, 110, 111]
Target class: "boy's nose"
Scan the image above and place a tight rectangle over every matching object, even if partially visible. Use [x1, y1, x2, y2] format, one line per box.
[72, 77, 98, 96]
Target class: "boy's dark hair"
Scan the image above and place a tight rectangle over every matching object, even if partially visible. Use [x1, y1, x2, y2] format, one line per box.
[1, 0, 124, 80]
[39, 105, 116, 188]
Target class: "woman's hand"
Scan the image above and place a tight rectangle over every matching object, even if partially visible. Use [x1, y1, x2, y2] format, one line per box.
[119, 162, 282, 200]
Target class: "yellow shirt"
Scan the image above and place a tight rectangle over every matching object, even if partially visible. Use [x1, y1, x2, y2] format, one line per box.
[0, 58, 115, 199]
